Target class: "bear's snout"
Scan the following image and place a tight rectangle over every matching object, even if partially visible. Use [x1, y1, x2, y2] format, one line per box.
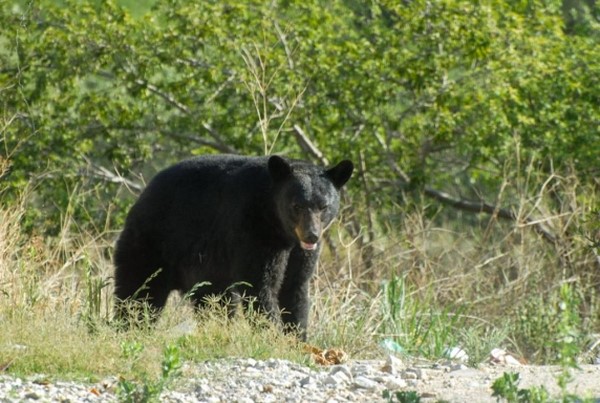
[294, 221, 321, 251]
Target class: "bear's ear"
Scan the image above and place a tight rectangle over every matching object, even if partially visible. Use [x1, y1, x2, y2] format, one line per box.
[268, 155, 293, 182]
[326, 160, 354, 189]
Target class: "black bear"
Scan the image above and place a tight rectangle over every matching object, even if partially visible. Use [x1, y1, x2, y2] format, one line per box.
[113, 154, 353, 339]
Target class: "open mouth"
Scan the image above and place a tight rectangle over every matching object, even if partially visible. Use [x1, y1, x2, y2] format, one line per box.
[300, 241, 318, 251]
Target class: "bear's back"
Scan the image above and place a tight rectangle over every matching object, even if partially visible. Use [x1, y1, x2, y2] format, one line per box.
[127, 155, 270, 224]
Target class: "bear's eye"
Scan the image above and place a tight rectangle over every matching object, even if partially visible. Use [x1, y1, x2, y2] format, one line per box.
[292, 203, 302, 212]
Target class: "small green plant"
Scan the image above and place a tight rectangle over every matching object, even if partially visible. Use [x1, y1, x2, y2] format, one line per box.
[383, 389, 422, 403]
[116, 340, 183, 403]
[491, 372, 549, 402]
[460, 324, 509, 366]
[492, 283, 588, 402]
[80, 261, 111, 333]
[553, 283, 584, 401]
[381, 275, 466, 359]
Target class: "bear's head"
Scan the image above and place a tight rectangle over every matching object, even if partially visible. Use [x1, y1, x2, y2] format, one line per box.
[268, 155, 353, 251]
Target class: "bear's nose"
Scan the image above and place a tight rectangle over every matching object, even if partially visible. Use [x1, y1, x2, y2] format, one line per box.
[305, 232, 319, 244]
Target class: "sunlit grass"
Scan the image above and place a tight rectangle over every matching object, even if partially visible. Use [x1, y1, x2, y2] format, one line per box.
[0, 164, 598, 381]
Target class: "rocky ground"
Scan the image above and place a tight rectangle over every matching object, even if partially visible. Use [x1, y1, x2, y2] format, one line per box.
[1, 357, 600, 402]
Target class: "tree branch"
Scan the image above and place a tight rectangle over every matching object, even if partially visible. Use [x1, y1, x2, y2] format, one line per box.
[422, 186, 557, 244]
[164, 129, 238, 154]
[135, 79, 190, 115]
[84, 162, 144, 193]
[292, 125, 328, 166]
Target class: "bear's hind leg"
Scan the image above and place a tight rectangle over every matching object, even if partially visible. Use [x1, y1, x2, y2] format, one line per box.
[113, 230, 171, 324]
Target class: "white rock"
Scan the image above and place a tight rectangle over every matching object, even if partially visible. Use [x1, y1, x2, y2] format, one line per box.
[329, 365, 353, 380]
[324, 371, 351, 386]
[385, 377, 408, 390]
[299, 375, 315, 387]
[490, 348, 522, 366]
[444, 346, 469, 363]
[353, 375, 379, 390]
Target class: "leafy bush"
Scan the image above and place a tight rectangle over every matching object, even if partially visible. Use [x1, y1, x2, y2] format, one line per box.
[1, 0, 598, 368]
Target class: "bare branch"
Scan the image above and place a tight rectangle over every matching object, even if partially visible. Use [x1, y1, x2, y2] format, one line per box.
[163, 129, 238, 154]
[292, 125, 328, 166]
[273, 20, 295, 70]
[84, 162, 144, 193]
[374, 132, 411, 183]
[422, 186, 557, 244]
[135, 79, 190, 115]
[205, 73, 237, 105]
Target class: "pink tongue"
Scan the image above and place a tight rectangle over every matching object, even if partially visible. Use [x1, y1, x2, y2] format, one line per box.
[300, 241, 317, 251]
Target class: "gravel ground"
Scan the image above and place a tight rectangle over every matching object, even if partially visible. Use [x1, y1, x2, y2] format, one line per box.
[1, 357, 599, 402]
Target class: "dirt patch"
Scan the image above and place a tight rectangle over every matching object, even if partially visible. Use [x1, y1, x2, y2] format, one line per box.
[406, 363, 600, 402]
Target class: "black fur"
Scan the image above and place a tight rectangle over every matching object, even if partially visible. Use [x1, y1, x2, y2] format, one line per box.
[113, 154, 353, 339]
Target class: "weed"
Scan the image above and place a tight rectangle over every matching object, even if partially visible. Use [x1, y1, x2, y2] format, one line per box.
[491, 372, 549, 402]
[459, 324, 509, 366]
[554, 283, 584, 400]
[1, 150, 599, 384]
[383, 389, 422, 403]
[116, 340, 183, 403]
[380, 275, 466, 359]
[491, 283, 590, 402]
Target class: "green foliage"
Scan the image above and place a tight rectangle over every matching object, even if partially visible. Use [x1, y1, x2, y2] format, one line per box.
[491, 372, 550, 403]
[383, 389, 422, 403]
[514, 283, 586, 364]
[554, 283, 583, 398]
[381, 275, 466, 359]
[493, 283, 590, 402]
[116, 340, 183, 403]
[2, 0, 598, 232]
[1, 0, 599, 368]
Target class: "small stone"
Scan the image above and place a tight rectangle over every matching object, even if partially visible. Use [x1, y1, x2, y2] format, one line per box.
[409, 367, 425, 379]
[401, 369, 418, 380]
[381, 354, 402, 375]
[385, 377, 408, 390]
[324, 371, 351, 386]
[329, 365, 353, 380]
[300, 376, 314, 387]
[353, 375, 379, 390]
[450, 363, 469, 372]
[24, 392, 40, 400]
[265, 358, 280, 368]
[350, 364, 372, 377]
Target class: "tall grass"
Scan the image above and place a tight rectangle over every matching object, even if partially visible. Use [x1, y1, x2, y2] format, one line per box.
[0, 155, 598, 382]
[0, 189, 305, 380]
[312, 160, 599, 364]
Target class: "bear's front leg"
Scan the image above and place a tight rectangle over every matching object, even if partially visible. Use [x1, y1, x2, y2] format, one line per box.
[257, 287, 283, 323]
[278, 247, 319, 341]
[253, 251, 290, 324]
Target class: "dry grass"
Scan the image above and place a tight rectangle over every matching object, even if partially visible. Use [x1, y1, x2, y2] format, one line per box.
[0, 194, 305, 380]
[0, 160, 598, 380]
[312, 164, 599, 363]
